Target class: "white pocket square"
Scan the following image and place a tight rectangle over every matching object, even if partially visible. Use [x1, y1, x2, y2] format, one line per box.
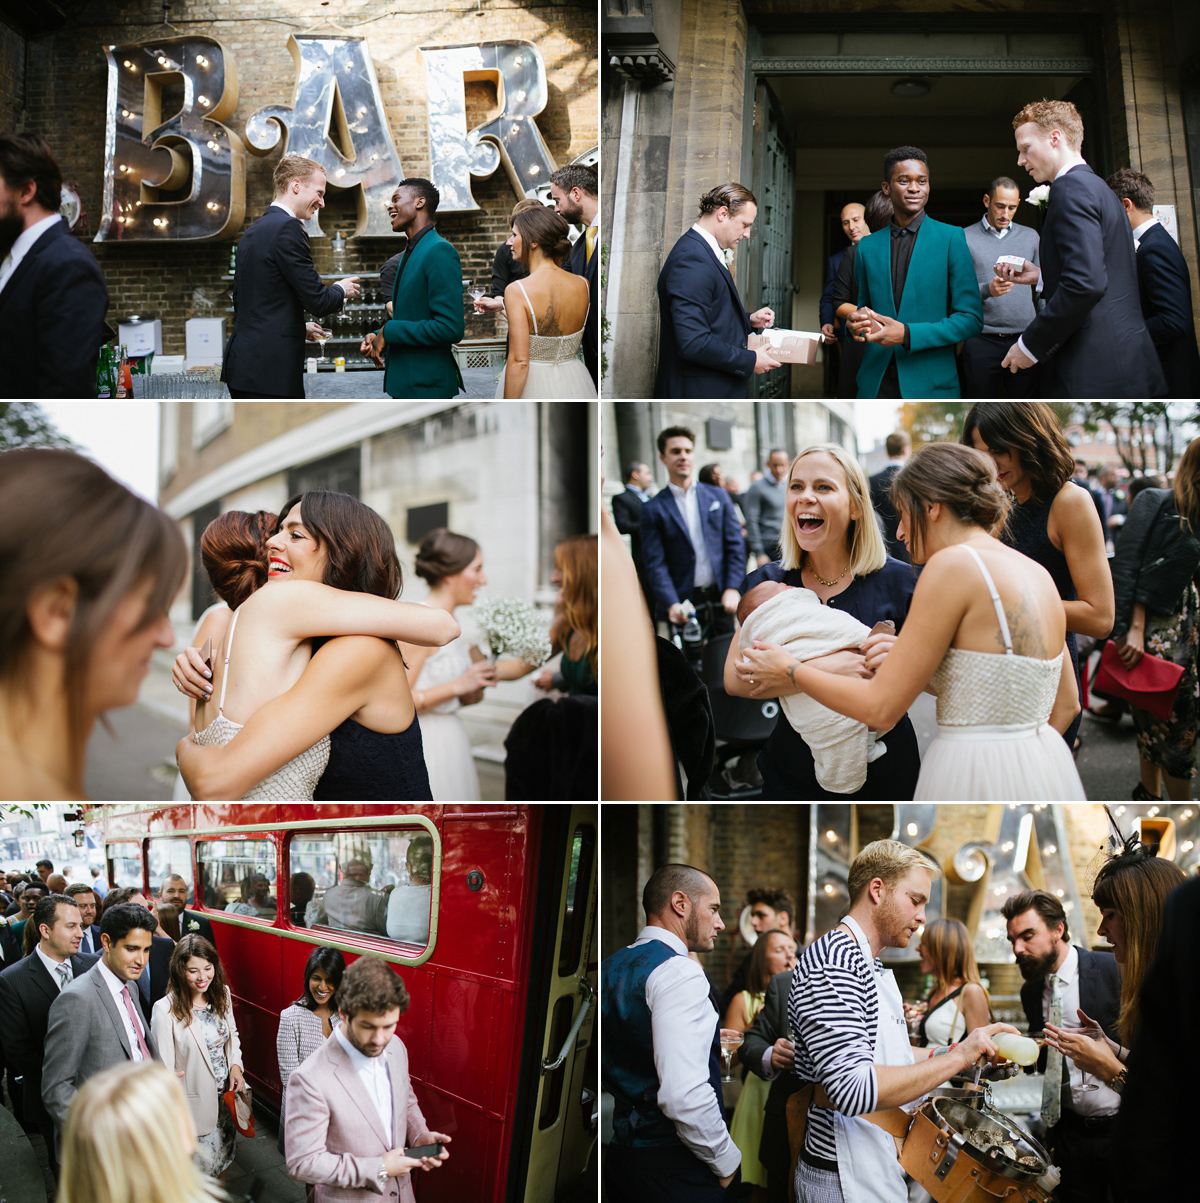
[709, 500, 720, 511]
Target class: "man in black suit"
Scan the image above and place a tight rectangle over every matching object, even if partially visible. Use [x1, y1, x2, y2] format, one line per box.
[655, 182, 781, 398]
[0, 893, 98, 1175]
[612, 461, 655, 610]
[640, 425, 745, 636]
[1002, 890, 1121, 1203]
[739, 968, 800, 1203]
[868, 430, 911, 563]
[1106, 167, 1200, 399]
[63, 883, 102, 957]
[0, 133, 108, 397]
[997, 100, 1165, 397]
[222, 155, 361, 398]
[157, 873, 214, 944]
[551, 164, 599, 388]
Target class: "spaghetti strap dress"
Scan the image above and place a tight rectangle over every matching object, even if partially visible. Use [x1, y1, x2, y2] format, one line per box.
[914, 547, 1084, 801]
[495, 279, 596, 398]
[191, 609, 330, 799]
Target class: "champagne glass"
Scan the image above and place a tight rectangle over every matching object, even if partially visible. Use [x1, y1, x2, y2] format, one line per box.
[719, 1028, 744, 1083]
[470, 286, 486, 313]
[315, 327, 330, 364]
[1056, 1025, 1099, 1092]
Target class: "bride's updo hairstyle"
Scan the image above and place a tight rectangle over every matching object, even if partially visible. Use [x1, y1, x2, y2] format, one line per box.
[960, 401, 1075, 504]
[415, 528, 479, 587]
[277, 491, 402, 599]
[512, 206, 572, 267]
[200, 511, 275, 610]
[891, 442, 1011, 562]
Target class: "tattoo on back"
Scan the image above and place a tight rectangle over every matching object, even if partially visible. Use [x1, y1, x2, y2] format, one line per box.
[539, 301, 564, 337]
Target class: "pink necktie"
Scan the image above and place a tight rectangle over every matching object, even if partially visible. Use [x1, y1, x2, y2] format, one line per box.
[121, 984, 152, 1060]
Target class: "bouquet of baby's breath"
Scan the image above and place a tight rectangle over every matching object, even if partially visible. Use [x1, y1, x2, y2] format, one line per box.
[472, 596, 553, 666]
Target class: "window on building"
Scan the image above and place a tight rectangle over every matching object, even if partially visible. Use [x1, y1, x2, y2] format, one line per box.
[288, 828, 436, 947]
[198, 839, 278, 921]
[406, 501, 449, 544]
[287, 446, 361, 498]
[192, 401, 234, 449]
[106, 842, 143, 891]
[148, 838, 195, 903]
[558, 823, 595, 976]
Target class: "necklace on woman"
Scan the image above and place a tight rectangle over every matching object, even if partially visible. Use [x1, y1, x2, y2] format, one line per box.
[808, 560, 852, 587]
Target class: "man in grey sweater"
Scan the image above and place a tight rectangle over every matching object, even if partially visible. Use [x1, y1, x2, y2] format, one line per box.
[961, 176, 1043, 397]
[742, 449, 789, 566]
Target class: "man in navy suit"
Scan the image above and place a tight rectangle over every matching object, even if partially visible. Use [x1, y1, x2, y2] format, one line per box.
[0, 893, 99, 1176]
[157, 873, 214, 945]
[0, 133, 108, 397]
[997, 100, 1165, 397]
[1106, 168, 1200, 398]
[640, 426, 745, 635]
[64, 884, 102, 956]
[551, 164, 599, 388]
[819, 202, 867, 346]
[222, 155, 361, 398]
[655, 183, 781, 398]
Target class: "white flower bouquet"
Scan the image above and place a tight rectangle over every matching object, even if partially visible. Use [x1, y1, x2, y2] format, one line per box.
[1026, 184, 1050, 211]
[472, 596, 553, 666]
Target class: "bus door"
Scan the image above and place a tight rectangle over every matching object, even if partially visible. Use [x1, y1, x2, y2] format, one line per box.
[522, 805, 597, 1203]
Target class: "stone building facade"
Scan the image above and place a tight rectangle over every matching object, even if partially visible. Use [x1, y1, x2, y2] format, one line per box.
[2, 0, 597, 357]
[602, 1, 1200, 398]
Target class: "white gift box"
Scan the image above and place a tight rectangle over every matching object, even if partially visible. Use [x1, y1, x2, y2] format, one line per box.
[185, 317, 226, 366]
[118, 318, 162, 356]
[748, 327, 824, 365]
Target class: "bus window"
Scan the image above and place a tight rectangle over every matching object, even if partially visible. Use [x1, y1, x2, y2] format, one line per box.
[558, 824, 595, 976]
[197, 840, 278, 921]
[288, 830, 435, 946]
[148, 838, 194, 903]
[106, 842, 142, 890]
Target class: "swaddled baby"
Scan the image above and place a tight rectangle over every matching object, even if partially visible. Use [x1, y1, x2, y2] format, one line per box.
[737, 580, 887, 793]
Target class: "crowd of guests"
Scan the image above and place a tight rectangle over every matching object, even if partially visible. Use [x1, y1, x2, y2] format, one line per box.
[1, 872, 449, 1203]
[605, 402, 1200, 802]
[602, 834, 1195, 1203]
[654, 99, 1197, 400]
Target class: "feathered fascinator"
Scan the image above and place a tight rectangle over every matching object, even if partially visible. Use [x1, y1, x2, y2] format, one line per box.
[1083, 805, 1157, 895]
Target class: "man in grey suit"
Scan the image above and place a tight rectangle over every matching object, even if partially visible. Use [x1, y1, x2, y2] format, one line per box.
[285, 955, 450, 1203]
[41, 903, 160, 1153]
[0, 893, 99, 1176]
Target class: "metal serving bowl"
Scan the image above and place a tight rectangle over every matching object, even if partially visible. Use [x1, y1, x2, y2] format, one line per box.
[929, 1096, 1053, 1184]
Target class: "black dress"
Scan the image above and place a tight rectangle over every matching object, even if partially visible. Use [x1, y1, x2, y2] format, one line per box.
[740, 557, 921, 801]
[313, 716, 433, 801]
[1002, 488, 1082, 750]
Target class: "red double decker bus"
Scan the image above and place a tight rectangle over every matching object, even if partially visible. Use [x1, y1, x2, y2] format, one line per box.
[81, 804, 596, 1203]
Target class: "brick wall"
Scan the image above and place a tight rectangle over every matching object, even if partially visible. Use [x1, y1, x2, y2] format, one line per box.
[11, 1, 597, 357]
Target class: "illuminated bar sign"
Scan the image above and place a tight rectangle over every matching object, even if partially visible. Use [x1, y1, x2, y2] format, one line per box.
[95, 34, 556, 243]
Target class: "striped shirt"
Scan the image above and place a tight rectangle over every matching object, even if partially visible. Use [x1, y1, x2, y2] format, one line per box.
[787, 928, 880, 1164]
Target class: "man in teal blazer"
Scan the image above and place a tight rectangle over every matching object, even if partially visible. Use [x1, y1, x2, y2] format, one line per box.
[848, 147, 983, 397]
[363, 178, 465, 398]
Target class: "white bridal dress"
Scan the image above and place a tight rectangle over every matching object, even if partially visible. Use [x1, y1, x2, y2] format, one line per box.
[413, 636, 482, 801]
[914, 546, 1086, 801]
[495, 280, 596, 398]
[191, 608, 330, 800]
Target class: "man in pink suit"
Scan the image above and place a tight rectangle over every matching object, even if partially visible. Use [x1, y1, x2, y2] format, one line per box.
[285, 956, 451, 1203]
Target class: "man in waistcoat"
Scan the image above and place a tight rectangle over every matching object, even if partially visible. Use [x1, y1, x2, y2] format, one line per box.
[601, 864, 740, 1203]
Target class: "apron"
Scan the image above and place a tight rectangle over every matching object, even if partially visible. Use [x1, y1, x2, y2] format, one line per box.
[831, 915, 913, 1203]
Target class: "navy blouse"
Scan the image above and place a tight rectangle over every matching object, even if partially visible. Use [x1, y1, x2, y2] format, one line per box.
[739, 557, 921, 800]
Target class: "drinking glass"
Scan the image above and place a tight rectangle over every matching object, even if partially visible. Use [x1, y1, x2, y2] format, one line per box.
[718, 1029, 744, 1083]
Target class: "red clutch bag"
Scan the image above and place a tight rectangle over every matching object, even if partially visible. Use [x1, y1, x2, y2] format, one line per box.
[1092, 639, 1185, 721]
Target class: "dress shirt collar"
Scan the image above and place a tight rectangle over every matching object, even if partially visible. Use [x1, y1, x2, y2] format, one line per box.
[0, 212, 61, 290]
[890, 209, 925, 238]
[96, 956, 134, 1000]
[690, 223, 727, 268]
[35, 943, 71, 983]
[634, 925, 688, 957]
[1132, 215, 1158, 248]
[270, 200, 299, 218]
[1054, 158, 1086, 182]
[667, 479, 696, 501]
[982, 214, 1010, 238]
[627, 485, 650, 501]
[1047, 943, 1078, 991]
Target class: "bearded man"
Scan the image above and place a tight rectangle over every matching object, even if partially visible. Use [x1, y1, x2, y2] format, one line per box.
[789, 841, 1013, 1203]
[1002, 890, 1120, 1203]
[601, 864, 740, 1203]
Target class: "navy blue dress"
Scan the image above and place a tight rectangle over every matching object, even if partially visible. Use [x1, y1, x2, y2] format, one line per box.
[313, 716, 433, 801]
[1002, 488, 1083, 750]
[740, 557, 921, 800]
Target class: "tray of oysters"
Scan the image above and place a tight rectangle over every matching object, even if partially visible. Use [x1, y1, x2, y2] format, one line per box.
[930, 1096, 1052, 1182]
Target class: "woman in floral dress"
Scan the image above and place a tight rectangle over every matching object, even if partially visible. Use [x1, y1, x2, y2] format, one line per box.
[151, 934, 246, 1180]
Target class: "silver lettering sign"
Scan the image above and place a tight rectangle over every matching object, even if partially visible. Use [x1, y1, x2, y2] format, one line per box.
[95, 37, 246, 242]
[244, 35, 405, 238]
[419, 40, 558, 211]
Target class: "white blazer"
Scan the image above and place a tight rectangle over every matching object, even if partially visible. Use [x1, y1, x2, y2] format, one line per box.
[151, 988, 243, 1137]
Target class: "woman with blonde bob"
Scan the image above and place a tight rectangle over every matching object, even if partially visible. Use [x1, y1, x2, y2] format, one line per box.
[57, 1060, 224, 1203]
[769, 442, 1084, 799]
[725, 442, 922, 799]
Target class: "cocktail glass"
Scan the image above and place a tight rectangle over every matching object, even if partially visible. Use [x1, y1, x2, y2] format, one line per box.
[719, 1029, 744, 1083]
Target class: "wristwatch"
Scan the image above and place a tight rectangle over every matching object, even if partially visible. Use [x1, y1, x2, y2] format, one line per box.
[1110, 1068, 1127, 1094]
[377, 1163, 390, 1190]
